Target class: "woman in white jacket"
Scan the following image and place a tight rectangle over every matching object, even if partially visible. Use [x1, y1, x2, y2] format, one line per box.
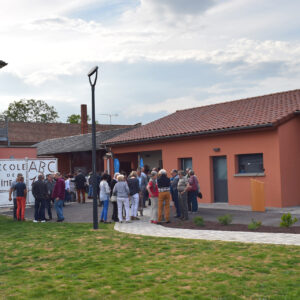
[99, 173, 111, 223]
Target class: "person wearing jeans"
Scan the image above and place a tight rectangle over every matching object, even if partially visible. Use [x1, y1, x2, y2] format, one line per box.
[52, 173, 65, 222]
[99, 173, 111, 223]
[113, 175, 130, 223]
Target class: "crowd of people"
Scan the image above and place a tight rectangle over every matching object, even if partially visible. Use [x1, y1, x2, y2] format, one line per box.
[96, 166, 201, 224]
[8, 170, 90, 223]
[8, 166, 201, 224]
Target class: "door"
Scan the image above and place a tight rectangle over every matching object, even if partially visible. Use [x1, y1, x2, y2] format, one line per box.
[119, 161, 132, 175]
[213, 156, 228, 203]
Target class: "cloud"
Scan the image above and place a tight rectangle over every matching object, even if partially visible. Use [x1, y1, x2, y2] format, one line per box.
[124, 96, 202, 117]
[1, 0, 300, 125]
[144, 0, 217, 16]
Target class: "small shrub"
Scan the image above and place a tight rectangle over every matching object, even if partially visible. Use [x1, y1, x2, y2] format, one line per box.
[218, 214, 232, 225]
[280, 213, 298, 228]
[194, 216, 205, 227]
[248, 219, 262, 230]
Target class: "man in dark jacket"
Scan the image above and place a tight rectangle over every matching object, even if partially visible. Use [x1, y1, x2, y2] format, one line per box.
[45, 174, 55, 220]
[74, 169, 87, 203]
[32, 174, 48, 223]
[170, 169, 180, 218]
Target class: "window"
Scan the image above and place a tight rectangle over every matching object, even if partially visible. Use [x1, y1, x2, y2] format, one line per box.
[238, 153, 264, 174]
[180, 158, 193, 170]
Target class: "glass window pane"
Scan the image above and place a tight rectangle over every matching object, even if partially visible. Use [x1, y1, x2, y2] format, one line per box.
[238, 154, 263, 173]
[181, 158, 193, 170]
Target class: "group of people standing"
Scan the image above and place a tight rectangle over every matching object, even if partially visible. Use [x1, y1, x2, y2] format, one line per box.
[97, 167, 200, 225]
[9, 172, 72, 223]
[8, 167, 200, 225]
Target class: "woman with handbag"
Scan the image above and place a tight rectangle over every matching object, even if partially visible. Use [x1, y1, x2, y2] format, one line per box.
[147, 171, 159, 224]
[110, 173, 119, 222]
[186, 170, 199, 213]
[99, 173, 111, 223]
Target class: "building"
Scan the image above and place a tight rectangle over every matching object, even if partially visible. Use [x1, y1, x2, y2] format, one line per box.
[35, 125, 140, 174]
[104, 89, 300, 208]
[0, 104, 135, 160]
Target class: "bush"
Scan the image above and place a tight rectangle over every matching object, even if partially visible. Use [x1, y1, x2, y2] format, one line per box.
[248, 219, 262, 230]
[280, 213, 298, 228]
[218, 214, 232, 225]
[193, 216, 205, 227]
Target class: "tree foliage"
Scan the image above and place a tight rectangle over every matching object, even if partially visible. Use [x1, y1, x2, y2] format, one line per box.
[2, 99, 59, 122]
[67, 114, 91, 124]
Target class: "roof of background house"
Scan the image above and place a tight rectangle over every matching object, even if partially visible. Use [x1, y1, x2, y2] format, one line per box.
[0, 122, 137, 145]
[35, 125, 141, 156]
[104, 89, 300, 145]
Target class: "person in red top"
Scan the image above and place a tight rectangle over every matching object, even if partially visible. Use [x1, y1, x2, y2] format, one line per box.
[52, 172, 65, 222]
[15, 176, 27, 221]
[147, 171, 159, 224]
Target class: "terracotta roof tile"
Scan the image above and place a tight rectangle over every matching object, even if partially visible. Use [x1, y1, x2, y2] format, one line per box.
[105, 89, 300, 144]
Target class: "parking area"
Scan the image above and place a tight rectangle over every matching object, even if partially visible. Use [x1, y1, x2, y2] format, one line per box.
[1, 200, 300, 226]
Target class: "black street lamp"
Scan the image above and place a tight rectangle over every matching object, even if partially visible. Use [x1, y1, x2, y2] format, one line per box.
[88, 66, 99, 230]
[0, 60, 7, 69]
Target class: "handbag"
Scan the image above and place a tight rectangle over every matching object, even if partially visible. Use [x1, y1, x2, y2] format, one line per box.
[197, 192, 203, 199]
[110, 195, 117, 202]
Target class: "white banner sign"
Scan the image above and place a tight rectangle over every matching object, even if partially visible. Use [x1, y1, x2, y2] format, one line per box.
[0, 158, 57, 207]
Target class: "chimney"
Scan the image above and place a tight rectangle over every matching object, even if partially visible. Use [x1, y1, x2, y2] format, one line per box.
[81, 104, 88, 134]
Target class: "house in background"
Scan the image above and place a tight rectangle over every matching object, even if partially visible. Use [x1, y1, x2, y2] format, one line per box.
[0, 104, 136, 160]
[104, 89, 300, 208]
[35, 125, 140, 174]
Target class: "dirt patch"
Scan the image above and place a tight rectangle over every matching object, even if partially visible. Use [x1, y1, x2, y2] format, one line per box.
[162, 220, 300, 234]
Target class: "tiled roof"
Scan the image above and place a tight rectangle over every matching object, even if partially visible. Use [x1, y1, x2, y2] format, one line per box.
[35, 125, 141, 156]
[0, 122, 136, 145]
[105, 89, 300, 145]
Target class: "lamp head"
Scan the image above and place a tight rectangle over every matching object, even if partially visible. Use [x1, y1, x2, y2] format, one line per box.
[87, 66, 98, 86]
[88, 66, 98, 77]
[0, 60, 8, 69]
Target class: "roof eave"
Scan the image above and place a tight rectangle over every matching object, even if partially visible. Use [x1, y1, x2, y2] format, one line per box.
[105, 123, 274, 146]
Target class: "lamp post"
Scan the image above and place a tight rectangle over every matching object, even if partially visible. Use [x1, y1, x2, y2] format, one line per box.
[88, 66, 99, 230]
[0, 60, 7, 69]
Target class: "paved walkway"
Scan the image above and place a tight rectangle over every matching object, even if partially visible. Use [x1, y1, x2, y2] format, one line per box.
[115, 207, 300, 246]
[1, 201, 300, 246]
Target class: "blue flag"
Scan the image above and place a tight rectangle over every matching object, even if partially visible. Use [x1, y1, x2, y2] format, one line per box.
[114, 158, 120, 173]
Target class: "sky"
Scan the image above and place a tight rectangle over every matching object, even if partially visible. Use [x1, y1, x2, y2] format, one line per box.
[1, 0, 300, 125]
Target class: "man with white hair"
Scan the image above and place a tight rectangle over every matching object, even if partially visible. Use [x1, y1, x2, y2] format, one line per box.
[157, 169, 171, 223]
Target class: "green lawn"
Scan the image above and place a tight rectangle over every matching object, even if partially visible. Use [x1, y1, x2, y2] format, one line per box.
[0, 216, 300, 300]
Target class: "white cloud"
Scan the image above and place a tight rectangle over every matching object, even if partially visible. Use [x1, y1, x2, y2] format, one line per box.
[1, 0, 300, 123]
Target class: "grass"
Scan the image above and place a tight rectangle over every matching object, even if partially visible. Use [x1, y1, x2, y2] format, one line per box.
[0, 215, 300, 299]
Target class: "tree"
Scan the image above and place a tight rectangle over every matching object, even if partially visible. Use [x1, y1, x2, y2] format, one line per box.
[2, 99, 59, 122]
[67, 114, 91, 124]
